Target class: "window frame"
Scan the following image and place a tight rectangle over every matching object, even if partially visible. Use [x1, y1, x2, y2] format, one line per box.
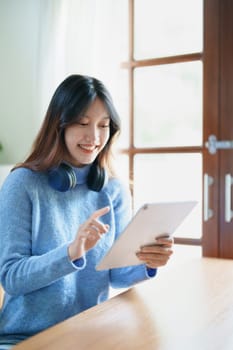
[121, 0, 204, 247]
[121, 0, 233, 257]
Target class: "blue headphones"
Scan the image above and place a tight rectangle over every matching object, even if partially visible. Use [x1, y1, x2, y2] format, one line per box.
[48, 163, 106, 192]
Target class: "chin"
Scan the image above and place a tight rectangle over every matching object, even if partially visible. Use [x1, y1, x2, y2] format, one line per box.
[67, 153, 98, 167]
[76, 158, 97, 166]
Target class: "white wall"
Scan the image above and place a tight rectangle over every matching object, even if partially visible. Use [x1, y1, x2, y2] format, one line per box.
[0, 0, 42, 164]
[0, 0, 129, 165]
[0, 165, 13, 188]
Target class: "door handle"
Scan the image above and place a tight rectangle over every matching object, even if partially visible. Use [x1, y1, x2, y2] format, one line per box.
[204, 173, 214, 221]
[205, 135, 233, 154]
[225, 174, 233, 223]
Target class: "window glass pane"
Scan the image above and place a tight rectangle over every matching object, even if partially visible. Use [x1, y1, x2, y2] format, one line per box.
[134, 62, 202, 147]
[115, 70, 129, 149]
[114, 153, 129, 184]
[134, 154, 202, 239]
[134, 0, 203, 59]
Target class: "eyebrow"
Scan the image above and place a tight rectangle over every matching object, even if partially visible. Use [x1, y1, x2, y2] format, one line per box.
[80, 115, 110, 120]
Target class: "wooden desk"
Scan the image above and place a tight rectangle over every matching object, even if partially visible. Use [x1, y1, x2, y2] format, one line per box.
[13, 257, 233, 350]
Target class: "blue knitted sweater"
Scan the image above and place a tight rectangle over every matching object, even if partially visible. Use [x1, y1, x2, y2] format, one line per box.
[0, 166, 156, 346]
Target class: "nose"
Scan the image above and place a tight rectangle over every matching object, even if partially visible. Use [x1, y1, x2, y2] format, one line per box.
[84, 125, 100, 143]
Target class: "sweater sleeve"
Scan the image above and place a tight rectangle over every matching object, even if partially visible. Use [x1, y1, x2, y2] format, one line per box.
[0, 171, 82, 296]
[108, 179, 157, 288]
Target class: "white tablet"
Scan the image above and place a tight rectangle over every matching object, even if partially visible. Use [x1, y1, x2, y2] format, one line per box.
[96, 201, 197, 270]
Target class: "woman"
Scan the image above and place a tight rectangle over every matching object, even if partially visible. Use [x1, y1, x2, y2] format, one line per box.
[0, 74, 173, 349]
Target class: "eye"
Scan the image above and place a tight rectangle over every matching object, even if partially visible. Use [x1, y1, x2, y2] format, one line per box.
[99, 118, 110, 128]
[79, 122, 88, 126]
[100, 123, 110, 128]
[77, 118, 89, 126]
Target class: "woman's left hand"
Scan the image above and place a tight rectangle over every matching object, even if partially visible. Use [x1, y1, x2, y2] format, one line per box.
[136, 236, 174, 269]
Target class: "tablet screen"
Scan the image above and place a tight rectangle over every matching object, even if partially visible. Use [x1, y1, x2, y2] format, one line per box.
[96, 201, 197, 270]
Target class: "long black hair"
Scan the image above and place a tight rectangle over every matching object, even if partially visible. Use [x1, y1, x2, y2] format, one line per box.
[14, 74, 121, 176]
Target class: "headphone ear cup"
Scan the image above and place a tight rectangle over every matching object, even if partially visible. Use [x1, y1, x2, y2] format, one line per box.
[87, 163, 106, 192]
[48, 164, 77, 192]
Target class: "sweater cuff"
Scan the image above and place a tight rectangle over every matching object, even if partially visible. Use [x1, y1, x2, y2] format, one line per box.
[72, 256, 86, 268]
[70, 256, 86, 270]
[146, 267, 157, 278]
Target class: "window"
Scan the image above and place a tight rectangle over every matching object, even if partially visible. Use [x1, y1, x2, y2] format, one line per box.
[120, 0, 233, 257]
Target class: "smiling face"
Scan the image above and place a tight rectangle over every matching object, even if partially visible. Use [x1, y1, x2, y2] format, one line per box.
[64, 98, 110, 167]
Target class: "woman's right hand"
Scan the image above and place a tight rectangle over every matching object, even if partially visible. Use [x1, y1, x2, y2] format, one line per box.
[68, 206, 110, 261]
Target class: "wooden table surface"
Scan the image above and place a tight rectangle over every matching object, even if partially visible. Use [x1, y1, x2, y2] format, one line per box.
[13, 257, 233, 350]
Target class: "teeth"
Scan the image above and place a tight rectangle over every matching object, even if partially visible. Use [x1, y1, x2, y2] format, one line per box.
[79, 145, 96, 151]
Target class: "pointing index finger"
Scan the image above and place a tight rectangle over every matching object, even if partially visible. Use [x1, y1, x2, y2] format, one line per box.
[91, 206, 110, 220]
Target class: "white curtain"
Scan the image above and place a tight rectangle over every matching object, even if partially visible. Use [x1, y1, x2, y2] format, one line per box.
[36, 0, 128, 125]
[0, 0, 128, 164]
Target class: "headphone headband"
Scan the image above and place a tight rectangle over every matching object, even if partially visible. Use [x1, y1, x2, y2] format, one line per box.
[48, 163, 106, 192]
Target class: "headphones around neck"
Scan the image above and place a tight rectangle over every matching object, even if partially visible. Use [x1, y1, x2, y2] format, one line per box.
[48, 163, 106, 192]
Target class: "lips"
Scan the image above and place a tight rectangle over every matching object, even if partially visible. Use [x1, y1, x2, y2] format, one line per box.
[78, 144, 98, 152]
